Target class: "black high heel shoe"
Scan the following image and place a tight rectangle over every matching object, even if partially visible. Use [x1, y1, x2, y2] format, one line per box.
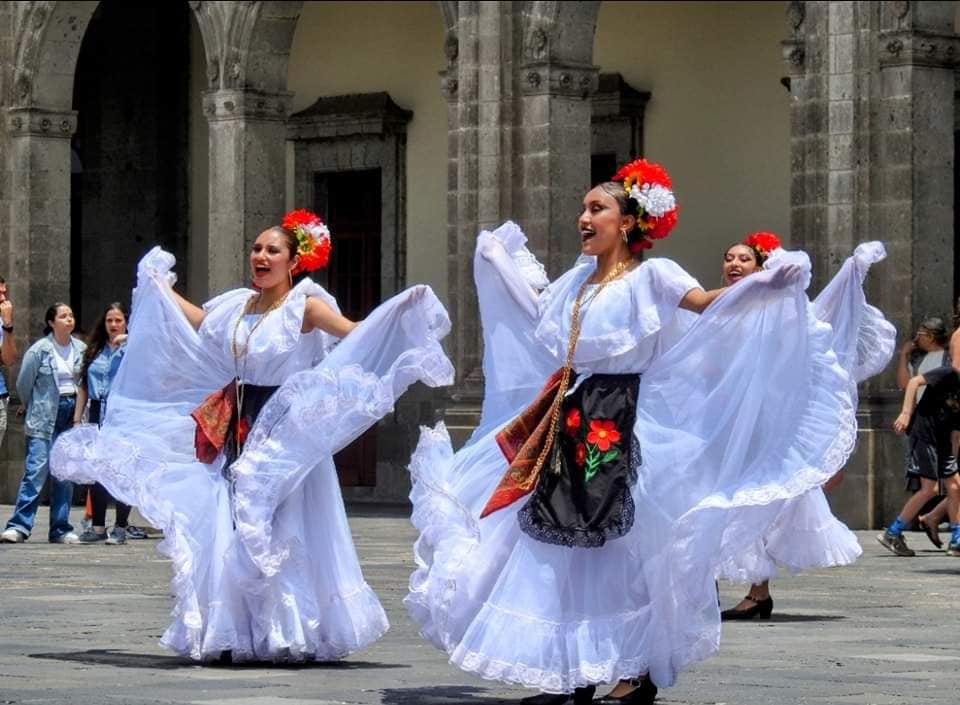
[519, 685, 595, 705]
[720, 595, 774, 621]
[573, 686, 597, 705]
[595, 677, 657, 704]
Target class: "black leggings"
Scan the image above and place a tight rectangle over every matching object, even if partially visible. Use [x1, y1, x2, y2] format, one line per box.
[90, 482, 130, 528]
[87, 399, 131, 528]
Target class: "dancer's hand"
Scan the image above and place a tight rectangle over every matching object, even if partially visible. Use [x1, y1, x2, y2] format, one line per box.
[477, 234, 507, 262]
[767, 263, 803, 289]
[893, 412, 911, 434]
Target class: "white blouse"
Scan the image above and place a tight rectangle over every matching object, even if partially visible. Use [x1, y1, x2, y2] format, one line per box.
[198, 278, 341, 387]
[534, 258, 700, 375]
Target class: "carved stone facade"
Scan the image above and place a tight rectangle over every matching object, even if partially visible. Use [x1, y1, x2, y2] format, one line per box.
[784, 1, 959, 527]
[0, 1, 957, 524]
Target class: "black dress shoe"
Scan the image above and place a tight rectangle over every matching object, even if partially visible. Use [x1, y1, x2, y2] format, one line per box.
[520, 693, 570, 705]
[595, 677, 657, 704]
[720, 595, 774, 621]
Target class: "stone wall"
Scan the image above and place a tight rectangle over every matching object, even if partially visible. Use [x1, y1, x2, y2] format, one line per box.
[1, 1, 958, 523]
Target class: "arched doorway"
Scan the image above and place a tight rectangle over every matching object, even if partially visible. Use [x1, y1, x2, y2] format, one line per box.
[71, 0, 195, 329]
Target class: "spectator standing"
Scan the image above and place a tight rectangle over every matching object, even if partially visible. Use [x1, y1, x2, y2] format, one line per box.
[75, 303, 132, 545]
[0, 303, 85, 544]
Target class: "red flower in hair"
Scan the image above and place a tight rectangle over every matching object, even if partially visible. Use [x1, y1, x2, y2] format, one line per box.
[612, 159, 673, 189]
[612, 159, 679, 245]
[630, 239, 653, 254]
[282, 209, 332, 276]
[743, 231, 781, 256]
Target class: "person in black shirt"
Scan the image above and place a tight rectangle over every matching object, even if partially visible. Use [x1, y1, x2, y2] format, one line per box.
[879, 362, 960, 556]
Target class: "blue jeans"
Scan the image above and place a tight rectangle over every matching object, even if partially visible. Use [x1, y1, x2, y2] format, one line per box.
[5, 396, 76, 540]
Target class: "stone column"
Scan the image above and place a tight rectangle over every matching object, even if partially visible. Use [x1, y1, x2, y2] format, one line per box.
[786, 1, 960, 529]
[4, 107, 77, 341]
[203, 88, 292, 294]
[515, 6, 599, 275]
[783, 0, 830, 277]
[876, 2, 958, 332]
[444, 2, 518, 403]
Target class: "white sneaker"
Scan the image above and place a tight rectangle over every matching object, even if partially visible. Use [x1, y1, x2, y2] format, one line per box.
[0, 528, 26, 543]
[50, 531, 81, 544]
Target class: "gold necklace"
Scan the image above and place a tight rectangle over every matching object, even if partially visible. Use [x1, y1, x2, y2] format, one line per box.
[229, 289, 289, 457]
[534, 258, 634, 476]
[230, 291, 289, 359]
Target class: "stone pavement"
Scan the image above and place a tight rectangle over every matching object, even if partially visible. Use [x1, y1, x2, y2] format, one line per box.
[0, 504, 956, 705]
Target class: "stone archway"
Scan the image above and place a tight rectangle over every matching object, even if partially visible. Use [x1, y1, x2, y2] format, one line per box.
[5, 2, 100, 337]
[4, 1, 312, 326]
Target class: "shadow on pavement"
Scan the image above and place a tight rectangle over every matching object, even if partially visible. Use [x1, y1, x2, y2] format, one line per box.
[380, 686, 513, 704]
[29, 649, 408, 671]
[753, 614, 847, 623]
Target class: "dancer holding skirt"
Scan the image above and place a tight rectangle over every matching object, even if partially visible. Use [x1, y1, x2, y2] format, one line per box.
[405, 160, 867, 704]
[52, 210, 453, 662]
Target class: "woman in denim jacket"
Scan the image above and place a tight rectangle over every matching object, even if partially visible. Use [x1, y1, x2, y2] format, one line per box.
[0, 303, 86, 543]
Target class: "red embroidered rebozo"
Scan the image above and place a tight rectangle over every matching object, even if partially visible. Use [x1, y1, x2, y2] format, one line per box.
[191, 380, 237, 464]
[481, 369, 565, 518]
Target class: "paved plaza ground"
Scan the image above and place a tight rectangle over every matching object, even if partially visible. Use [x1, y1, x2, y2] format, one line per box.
[0, 504, 956, 705]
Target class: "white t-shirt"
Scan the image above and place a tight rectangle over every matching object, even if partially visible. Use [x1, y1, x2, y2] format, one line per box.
[52, 340, 76, 395]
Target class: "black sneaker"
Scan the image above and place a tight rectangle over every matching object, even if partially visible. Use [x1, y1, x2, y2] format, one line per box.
[876, 531, 915, 557]
[77, 528, 108, 544]
[124, 525, 148, 539]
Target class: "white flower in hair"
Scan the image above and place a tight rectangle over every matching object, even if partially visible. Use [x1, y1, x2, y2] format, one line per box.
[629, 183, 676, 218]
[304, 221, 331, 245]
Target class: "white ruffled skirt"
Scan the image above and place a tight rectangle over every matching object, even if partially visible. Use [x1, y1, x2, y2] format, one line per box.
[405, 259, 863, 693]
[52, 254, 454, 662]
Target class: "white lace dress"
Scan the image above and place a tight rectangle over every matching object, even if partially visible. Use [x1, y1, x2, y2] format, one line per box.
[51, 247, 454, 662]
[405, 223, 889, 693]
[717, 242, 895, 582]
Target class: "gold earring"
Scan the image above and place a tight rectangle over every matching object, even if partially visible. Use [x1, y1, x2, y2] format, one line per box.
[621, 229, 629, 244]
[288, 269, 294, 287]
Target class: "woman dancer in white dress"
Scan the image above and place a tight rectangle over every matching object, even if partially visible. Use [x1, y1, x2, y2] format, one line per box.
[718, 233, 894, 619]
[405, 160, 864, 704]
[52, 209, 454, 662]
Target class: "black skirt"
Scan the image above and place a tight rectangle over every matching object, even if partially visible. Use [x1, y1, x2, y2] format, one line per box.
[518, 373, 641, 548]
[223, 383, 280, 468]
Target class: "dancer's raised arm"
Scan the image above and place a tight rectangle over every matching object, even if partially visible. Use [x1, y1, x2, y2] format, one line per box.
[167, 288, 206, 331]
[303, 296, 357, 337]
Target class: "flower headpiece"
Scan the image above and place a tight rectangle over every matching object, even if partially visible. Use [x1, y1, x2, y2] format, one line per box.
[282, 209, 332, 276]
[611, 158, 679, 252]
[742, 231, 781, 262]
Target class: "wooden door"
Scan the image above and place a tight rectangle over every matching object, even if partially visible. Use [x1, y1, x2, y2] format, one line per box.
[314, 169, 381, 487]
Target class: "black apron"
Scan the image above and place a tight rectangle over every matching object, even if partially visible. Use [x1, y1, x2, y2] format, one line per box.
[518, 373, 641, 548]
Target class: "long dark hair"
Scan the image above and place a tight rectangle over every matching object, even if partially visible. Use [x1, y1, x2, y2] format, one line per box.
[79, 302, 127, 390]
[42, 302, 70, 336]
